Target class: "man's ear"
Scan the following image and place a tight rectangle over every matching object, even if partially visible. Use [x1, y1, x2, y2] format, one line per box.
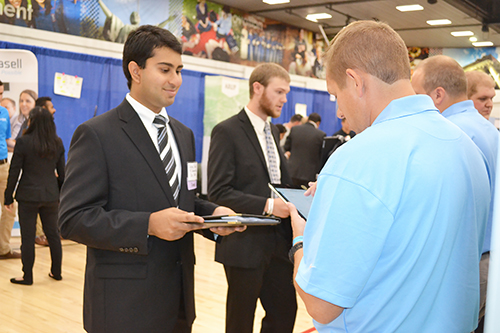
[345, 68, 364, 98]
[252, 81, 264, 96]
[128, 61, 141, 85]
[431, 87, 446, 107]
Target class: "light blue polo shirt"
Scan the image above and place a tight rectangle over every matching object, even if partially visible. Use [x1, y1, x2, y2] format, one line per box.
[0, 106, 11, 160]
[442, 100, 499, 253]
[296, 95, 490, 332]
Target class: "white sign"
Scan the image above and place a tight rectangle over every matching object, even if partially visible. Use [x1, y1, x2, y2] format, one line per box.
[221, 77, 240, 98]
[295, 103, 307, 117]
[54, 72, 83, 99]
[0, 49, 38, 102]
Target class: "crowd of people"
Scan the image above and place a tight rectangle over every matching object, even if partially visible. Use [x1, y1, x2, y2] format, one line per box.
[0, 20, 498, 333]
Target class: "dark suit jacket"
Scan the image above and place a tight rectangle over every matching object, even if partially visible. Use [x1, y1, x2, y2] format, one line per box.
[208, 109, 292, 268]
[284, 122, 326, 183]
[5, 133, 65, 205]
[58, 100, 217, 333]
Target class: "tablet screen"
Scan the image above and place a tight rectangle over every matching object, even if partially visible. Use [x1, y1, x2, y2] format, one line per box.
[271, 186, 313, 220]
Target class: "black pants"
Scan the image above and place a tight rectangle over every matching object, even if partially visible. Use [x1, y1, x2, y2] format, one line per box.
[18, 200, 62, 281]
[223, 239, 297, 333]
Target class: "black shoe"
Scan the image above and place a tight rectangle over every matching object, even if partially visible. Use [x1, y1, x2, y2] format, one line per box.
[10, 277, 33, 285]
[49, 273, 62, 281]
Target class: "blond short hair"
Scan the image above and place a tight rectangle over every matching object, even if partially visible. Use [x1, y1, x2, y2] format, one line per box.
[415, 55, 467, 98]
[249, 63, 290, 98]
[1, 97, 16, 108]
[324, 20, 410, 89]
[466, 71, 495, 98]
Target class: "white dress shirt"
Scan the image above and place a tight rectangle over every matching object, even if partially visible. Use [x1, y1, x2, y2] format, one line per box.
[126, 93, 182, 183]
[244, 106, 281, 180]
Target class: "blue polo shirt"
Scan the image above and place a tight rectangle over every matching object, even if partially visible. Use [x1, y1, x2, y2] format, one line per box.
[0, 106, 11, 160]
[296, 95, 490, 332]
[442, 100, 499, 253]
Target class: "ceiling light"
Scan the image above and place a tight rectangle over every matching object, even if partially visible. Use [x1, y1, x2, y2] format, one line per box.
[426, 19, 451, 25]
[306, 13, 332, 22]
[263, 0, 289, 4]
[472, 41, 494, 47]
[396, 5, 424, 12]
[451, 31, 474, 37]
[469, 37, 478, 42]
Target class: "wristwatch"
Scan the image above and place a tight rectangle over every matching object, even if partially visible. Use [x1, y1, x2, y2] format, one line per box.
[288, 242, 303, 264]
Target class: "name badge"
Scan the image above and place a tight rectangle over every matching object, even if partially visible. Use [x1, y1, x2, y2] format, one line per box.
[187, 162, 197, 191]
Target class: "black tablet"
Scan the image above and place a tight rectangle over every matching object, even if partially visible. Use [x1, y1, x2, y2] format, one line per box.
[199, 214, 281, 227]
[268, 184, 313, 220]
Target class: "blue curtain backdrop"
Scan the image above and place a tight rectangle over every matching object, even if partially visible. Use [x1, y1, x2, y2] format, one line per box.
[0, 41, 339, 161]
[273, 86, 340, 135]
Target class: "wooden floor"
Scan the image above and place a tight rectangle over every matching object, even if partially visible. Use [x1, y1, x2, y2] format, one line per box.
[0, 235, 315, 333]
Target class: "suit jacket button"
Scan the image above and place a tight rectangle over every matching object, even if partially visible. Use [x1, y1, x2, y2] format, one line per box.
[124, 248, 129, 252]
[119, 248, 124, 252]
[133, 248, 138, 253]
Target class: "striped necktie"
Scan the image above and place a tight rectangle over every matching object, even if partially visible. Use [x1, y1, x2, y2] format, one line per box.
[153, 115, 180, 204]
[264, 121, 281, 185]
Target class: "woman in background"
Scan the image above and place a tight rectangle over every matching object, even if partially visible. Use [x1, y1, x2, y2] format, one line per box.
[5, 107, 65, 285]
[12, 89, 37, 141]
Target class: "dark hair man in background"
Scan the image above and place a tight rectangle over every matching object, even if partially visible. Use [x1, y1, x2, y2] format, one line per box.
[284, 112, 326, 187]
[36, 96, 56, 115]
[58, 25, 243, 332]
[280, 113, 303, 147]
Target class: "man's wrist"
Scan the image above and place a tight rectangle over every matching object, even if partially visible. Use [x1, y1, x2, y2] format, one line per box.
[265, 198, 274, 215]
[289, 241, 303, 264]
[293, 235, 303, 246]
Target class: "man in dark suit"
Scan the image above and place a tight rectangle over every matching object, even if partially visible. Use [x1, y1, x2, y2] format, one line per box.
[284, 112, 326, 187]
[208, 63, 297, 333]
[58, 25, 243, 333]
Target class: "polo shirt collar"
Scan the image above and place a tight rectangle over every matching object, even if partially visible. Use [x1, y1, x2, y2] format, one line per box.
[442, 100, 475, 118]
[372, 94, 438, 126]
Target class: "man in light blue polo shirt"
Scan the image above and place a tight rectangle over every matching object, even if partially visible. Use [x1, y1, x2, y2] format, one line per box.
[287, 21, 491, 332]
[0, 79, 19, 259]
[412, 55, 499, 327]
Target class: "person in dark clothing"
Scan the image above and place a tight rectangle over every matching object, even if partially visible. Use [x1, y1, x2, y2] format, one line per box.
[5, 107, 65, 285]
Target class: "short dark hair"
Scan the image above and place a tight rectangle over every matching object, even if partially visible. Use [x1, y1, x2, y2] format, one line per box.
[290, 114, 303, 123]
[122, 25, 182, 89]
[36, 96, 52, 108]
[0, 80, 3, 87]
[276, 123, 286, 134]
[308, 112, 321, 123]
